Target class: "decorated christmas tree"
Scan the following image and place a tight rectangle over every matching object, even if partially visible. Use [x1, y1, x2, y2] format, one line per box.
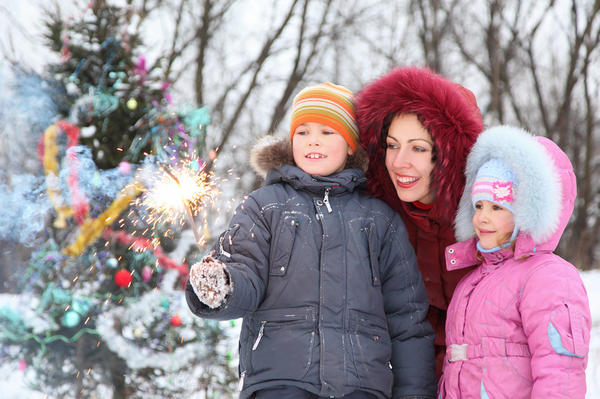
[0, 2, 237, 398]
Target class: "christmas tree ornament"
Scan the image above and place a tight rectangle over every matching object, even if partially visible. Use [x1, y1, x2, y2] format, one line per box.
[71, 298, 92, 315]
[170, 314, 182, 327]
[133, 327, 143, 338]
[40, 121, 80, 228]
[114, 269, 132, 287]
[62, 181, 144, 256]
[160, 296, 170, 310]
[142, 266, 153, 282]
[92, 91, 119, 117]
[118, 161, 131, 175]
[126, 98, 138, 110]
[62, 310, 82, 327]
[106, 257, 118, 268]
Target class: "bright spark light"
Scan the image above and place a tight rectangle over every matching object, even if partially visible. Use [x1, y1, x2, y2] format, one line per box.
[137, 160, 218, 247]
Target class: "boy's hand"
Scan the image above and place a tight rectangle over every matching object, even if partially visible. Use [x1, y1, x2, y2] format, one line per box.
[189, 256, 230, 308]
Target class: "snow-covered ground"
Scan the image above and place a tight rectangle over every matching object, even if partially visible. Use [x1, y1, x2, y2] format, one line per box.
[1, 269, 600, 398]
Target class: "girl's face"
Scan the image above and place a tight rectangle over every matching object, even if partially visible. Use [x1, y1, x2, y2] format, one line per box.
[384, 113, 435, 204]
[292, 122, 352, 176]
[472, 200, 515, 250]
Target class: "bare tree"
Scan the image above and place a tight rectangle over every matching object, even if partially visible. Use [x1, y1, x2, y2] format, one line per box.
[444, 0, 600, 268]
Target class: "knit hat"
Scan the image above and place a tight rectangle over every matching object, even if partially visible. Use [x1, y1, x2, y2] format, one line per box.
[471, 158, 517, 212]
[289, 82, 359, 150]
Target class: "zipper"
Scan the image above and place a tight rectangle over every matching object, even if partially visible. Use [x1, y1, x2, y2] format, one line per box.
[252, 321, 266, 350]
[323, 188, 332, 213]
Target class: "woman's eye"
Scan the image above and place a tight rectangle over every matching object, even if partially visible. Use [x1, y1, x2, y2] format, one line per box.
[385, 142, 398, 149]
[413, 146, 428, 153]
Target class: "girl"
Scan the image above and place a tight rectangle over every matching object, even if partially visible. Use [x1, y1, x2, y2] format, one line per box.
[186, 83, 436, 399]
[355, 67, 485, 377]
[440, 125, 591, 398]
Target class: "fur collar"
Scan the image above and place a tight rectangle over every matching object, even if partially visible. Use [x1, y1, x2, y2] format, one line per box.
[454, 126, 567, 247]
[250, 136, 369, 179]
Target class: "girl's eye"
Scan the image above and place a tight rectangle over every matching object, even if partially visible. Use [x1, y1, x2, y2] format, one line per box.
[492, 204, 505, 211]
[296, 130, 307, 135]
[323, 130, 334, 135]
[474, 203, 482, 209]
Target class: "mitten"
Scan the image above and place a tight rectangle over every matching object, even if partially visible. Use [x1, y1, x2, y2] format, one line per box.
[189, 256, 231, 308]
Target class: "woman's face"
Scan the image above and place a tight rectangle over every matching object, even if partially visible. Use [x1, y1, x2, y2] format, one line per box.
[384, 113, 435, 204]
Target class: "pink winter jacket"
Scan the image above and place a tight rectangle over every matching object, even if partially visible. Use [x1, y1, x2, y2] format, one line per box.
[439, 128, 592, 398]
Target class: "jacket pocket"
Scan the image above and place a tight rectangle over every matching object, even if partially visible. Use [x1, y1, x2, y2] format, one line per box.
[269, 215, 298, 276]
[347, 309, 392, 388]
[548, 303, 587, 358]
[244, 306, 316, 383]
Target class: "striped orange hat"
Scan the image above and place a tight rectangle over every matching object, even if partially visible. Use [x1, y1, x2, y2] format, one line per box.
[289, 82, 359, 150]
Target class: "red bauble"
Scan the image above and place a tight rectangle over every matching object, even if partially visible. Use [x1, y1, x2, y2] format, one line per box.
[170, 314, 182, 327]
[114, 269, 132, 287]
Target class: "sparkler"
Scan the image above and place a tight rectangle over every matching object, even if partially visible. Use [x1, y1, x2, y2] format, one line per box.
[138, 159, 217, 250]
[162, 167, 202, 247]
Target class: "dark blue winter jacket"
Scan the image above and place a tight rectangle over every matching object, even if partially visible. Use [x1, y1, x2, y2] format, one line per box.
[186, 139, 436, 399]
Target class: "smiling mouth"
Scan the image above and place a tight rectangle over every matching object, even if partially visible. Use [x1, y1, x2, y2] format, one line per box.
[395, 175, 419, 188]
[306, 153, 326, 159]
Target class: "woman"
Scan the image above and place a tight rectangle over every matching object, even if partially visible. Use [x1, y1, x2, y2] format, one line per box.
[355, 67, 484, 378]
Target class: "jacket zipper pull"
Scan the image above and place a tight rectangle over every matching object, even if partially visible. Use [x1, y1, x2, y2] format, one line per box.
[323, 188, 332, 213]
[252, 321, 266, 350]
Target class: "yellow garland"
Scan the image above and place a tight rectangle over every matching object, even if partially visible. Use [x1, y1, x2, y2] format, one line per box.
[43, 124, 73, 228]
[63, 181, 144, 256]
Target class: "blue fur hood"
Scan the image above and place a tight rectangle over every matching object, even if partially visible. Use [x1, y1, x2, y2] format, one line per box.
[454, 125, 576, 251]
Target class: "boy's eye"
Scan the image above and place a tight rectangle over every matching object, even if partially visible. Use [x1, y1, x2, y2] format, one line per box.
[296, 130, 307, 135]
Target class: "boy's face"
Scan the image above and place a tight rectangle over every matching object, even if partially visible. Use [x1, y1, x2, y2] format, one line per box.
[292, 122, 352, 176]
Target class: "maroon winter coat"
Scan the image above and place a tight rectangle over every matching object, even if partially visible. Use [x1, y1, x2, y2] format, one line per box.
[355, 67, 484, 378]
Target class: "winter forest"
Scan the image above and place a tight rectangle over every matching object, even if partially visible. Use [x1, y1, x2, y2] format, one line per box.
[0, 0, 598, 398]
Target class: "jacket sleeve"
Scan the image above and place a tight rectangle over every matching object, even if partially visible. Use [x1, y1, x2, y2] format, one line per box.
[520, 258, 591, 398]
[186, 194, 272, 321]
[380, 212, 437, 399]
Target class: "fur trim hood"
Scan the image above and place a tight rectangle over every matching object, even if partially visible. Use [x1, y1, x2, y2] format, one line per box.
[249, 135, 369, 179]
[355, 67, 484, 224]
[454, 125, 575, 250]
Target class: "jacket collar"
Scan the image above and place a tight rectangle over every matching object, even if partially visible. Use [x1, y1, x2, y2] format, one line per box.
[445, 238, 515, 273]
[266, 164, 367, 194]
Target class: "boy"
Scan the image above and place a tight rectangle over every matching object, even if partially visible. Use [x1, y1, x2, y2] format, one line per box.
[186, 83, 436, 399]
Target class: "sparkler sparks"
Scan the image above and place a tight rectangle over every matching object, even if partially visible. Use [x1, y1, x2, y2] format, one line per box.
[137, 159, 218, 248]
